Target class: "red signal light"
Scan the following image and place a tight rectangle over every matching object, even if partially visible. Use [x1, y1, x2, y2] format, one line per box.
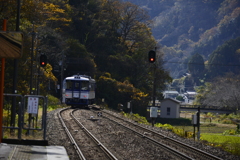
[148, 50, 156, 63]
[40, 55, 47, 67]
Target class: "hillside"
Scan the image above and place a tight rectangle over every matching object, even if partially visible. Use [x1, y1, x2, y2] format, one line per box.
[124, 0, 240, 79]
[1, 0, 240, 114]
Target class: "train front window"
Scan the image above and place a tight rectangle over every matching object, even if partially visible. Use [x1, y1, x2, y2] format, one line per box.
[66, 81, 72, 89]
[81, 81, 89, 90]
[75, 82, 80, 89]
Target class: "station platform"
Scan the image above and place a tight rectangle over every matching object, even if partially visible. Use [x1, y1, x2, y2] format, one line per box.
[0, 143, 69, 160]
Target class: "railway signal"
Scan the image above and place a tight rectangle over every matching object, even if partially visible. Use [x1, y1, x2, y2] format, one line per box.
[40, 54, 47, 67]
[148, 50, 156, 63]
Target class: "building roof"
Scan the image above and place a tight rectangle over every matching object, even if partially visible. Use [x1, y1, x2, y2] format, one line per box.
[186, 91, 197, 95]
[161, 98, 181, 104]
[163, 90, 179, 94]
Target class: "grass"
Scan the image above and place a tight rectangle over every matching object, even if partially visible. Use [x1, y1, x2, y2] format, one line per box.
[171, 112, 240, 156]
[174, 123, 237, 134]
[200, 133, 240, 155]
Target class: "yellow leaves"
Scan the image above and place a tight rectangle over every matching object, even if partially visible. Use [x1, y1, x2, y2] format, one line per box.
[44, 3, 65, 14]
[116, 80, 148, 101]
[41, 63, 57, 83]
[47, 17, 71, 22]
[44, 2, 71, 24]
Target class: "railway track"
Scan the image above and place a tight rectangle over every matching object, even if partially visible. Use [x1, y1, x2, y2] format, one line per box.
[58, 108, 117, 160]
[74, 108, 192, 159]
[99, 109, 223, 160]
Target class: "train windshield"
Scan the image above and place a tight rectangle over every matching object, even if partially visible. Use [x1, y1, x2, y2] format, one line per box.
[81, 81, 89, 90]
[66, 80, 89, 91]
[66, 81, 72, 89]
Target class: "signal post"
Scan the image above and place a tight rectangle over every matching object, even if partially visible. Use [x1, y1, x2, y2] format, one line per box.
[148, 48, 157, 127]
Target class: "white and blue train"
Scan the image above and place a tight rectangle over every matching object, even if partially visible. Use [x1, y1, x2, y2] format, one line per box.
[62, 75, 96, 108]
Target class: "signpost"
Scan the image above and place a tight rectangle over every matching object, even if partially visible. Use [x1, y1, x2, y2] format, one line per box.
[27, 97, 39, 114]
[150, 107, 158, 127]
[192, 107, 200, 141]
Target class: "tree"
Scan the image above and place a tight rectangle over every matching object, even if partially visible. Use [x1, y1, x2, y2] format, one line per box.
[188, 53, 205, 85]
[206, 37, 240, 80]
[195, 73, 240, 113]
[96, 72, 148, 116]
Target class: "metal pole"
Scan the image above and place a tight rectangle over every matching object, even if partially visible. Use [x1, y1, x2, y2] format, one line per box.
[60, 51, 64, 100]
[152, 64, 156, 106]
[30, 24, 35, 95]
[0, 19, 7, 142]
[28, 23, 35, 135]
[197, 107, 200, 140]
[43, 97, 47, 140]
[10, 0, 21, 136]
[151, 47, 157, 127]
[18, 102, 22, 139]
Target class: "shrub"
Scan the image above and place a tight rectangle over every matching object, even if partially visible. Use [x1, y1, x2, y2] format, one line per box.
[47, 95, 61, 110]
[223, 129, 236, 135]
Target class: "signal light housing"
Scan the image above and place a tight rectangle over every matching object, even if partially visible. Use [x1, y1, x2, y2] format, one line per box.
[148, 50, 156, 63]
[40, 54, 47, 67]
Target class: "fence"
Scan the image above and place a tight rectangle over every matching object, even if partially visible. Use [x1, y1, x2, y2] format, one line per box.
[2, 94, 47, 140]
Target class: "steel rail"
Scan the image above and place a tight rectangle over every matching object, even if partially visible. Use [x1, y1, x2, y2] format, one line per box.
[102, 110, 223, 160]
[58, 108, 86, 160]
[100, 113, 193, 160]
[71, 109, 118, 160]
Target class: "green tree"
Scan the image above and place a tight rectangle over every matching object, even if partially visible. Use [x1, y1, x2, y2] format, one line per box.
[188, 53, 205, 85]
[206, 37, 240, 80]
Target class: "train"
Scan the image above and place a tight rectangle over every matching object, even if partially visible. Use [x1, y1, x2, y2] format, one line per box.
[62, 74, 96, 108]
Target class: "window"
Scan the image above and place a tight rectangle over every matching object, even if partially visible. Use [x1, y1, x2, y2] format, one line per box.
[66, 81, 72, 90]
[167, 107, 171, 115]
[75, 82, 80, 88]
[81, 81, 89, 90]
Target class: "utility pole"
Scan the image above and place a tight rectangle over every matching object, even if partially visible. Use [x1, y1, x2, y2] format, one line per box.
[27, 23, 36, 135]
[10, 0, 21, 136]
[30, 23, 36, 95]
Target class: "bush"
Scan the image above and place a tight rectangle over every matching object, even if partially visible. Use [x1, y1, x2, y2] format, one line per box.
[223, 129, 236, 135]
[156, 118, 192, 126]
[122, 112, 149, 125]
[47, 95, 62, 110]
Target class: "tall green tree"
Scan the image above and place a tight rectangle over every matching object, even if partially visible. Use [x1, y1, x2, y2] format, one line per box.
[206, 37, 240, 80]
[187, 53, 205, 85]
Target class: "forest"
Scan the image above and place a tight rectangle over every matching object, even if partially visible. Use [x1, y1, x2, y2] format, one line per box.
[0, 0, 172, 116]
[1, 0, 240, 114]
[125, 0, 240, 79]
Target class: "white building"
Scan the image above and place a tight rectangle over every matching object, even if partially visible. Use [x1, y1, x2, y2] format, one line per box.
[160, 98, 181, 118]
[184, 91, 197, 100]
[163, 90, 179, 99]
